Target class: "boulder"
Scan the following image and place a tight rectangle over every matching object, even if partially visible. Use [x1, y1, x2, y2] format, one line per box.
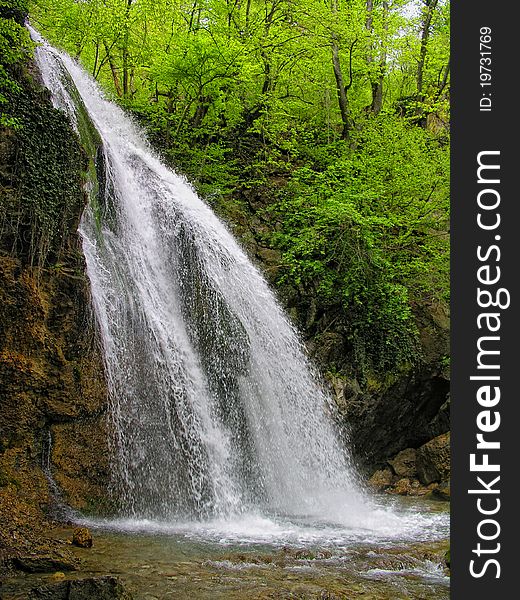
[388, 448, 417, 478]
[13, 553, 79, 573]
[416, 432, 450, 485]
[72, 527, 93, 548]
[432, 480, 451, 501]
[367, 468, 394, 490]
[393, 478, 413, 495]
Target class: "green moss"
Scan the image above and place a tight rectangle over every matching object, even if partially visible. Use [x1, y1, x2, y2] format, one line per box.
[1, 76, 86, 265]
[1, 3, 89, 265]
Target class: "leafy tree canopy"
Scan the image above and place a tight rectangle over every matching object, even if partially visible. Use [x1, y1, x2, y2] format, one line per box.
[27, 0, 450, 375]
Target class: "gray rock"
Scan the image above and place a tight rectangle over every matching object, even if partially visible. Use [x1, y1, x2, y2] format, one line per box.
[388, 448, 417, 478]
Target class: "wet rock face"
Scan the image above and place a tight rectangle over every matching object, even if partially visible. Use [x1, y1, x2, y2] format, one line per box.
[322, 301, 449, 472]
[0, 254, 109, 513]
[337, 365, 449, 472]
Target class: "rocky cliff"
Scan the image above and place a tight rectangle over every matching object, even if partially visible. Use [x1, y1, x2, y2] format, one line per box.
[0, 14, 109, 574]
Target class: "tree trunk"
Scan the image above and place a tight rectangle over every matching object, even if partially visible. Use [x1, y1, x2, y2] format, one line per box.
[417, 0, 439, 98]
[331, 0, 352, 139]
[92, 42, 99, 79]
[122, 50, 129, 98]
[365, 0, 388, 116]
[435, 57, 450, 100]
[103, 42, 123, 97]
[122, 0, 134, 98]
[260, 2, 277, 96]
[331, 40, 350, 139]
[245, 0, 252, 31]
[371, 1, 388, 115]
[192, 95, 211, 127]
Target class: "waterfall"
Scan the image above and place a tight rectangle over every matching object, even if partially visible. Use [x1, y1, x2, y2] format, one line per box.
[29, 27, 371, 524]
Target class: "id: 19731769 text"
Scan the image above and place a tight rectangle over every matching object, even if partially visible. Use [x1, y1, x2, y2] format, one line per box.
[480, 26, 492, 112]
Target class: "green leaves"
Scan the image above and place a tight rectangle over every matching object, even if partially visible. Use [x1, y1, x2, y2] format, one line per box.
[269, 112, 448, 374]
[0, 1, 32, 127]
[26, 0, 450, 375]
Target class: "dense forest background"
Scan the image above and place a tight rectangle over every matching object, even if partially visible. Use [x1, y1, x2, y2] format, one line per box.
[2, 0, 450, 381]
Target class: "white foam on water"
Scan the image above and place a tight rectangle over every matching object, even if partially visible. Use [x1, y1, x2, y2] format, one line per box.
[80, 502, 449, 548]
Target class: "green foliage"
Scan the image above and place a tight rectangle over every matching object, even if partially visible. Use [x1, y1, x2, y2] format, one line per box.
[271, 156, 417, 373]
[0, 2, 88, 266]
[340, 115, 449, 301]
[263, 112, 448, 374]
[0, 0, 32, 127]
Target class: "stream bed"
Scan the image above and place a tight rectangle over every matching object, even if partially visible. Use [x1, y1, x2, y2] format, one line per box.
[2, 497, 449, 599]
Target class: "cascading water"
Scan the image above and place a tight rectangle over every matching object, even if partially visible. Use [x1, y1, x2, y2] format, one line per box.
[29, 27, 448, 544]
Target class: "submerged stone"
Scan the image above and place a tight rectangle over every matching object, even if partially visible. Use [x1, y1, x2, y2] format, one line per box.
[27, 576, 133, 599]
[13, 553, 79, 573]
